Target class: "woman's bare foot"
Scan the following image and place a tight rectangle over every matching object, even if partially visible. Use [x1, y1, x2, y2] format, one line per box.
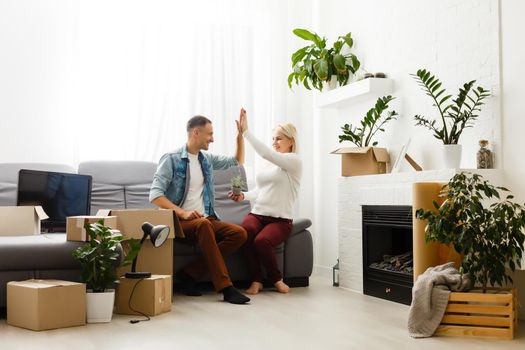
[274, 280, 290, 293]
[245, 281, 263, 295]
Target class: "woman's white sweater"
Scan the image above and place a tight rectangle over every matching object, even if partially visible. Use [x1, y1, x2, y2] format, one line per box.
[243, 130, 302, 219]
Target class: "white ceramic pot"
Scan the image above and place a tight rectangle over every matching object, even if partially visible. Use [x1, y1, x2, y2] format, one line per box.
[325, 75, 338, 91]
[86, 289, 115, 323]
[442, 144, 462, 169]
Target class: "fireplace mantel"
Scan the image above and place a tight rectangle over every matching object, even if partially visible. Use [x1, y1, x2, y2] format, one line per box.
[337, 169, 502, 293]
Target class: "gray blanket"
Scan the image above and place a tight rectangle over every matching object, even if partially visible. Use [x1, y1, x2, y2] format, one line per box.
[408, 262, 471, 338]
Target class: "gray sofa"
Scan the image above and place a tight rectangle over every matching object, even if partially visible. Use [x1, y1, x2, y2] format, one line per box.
[0, 160, 313, 307]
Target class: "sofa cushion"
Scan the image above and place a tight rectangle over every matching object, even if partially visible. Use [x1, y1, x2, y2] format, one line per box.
[0, 163, 76, 206]
[78, 161, 157, 213]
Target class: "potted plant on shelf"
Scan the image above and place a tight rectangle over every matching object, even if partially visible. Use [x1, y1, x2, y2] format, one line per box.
[415, 172, 525, 338]
[72, 220, 140, 323]
[333, 95, 398, 176]
[412, 69, 490, 168]
[288, 28, 360, 91]
[230, 174, 246, 196]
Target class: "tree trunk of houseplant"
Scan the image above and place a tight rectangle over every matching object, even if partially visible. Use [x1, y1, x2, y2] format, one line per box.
[86, 289, 115, 323]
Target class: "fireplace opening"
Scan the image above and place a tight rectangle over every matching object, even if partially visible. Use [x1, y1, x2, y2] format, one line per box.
[363, 205, 413, 305]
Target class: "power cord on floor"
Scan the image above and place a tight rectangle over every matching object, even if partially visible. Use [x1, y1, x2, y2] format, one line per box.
[128, 278, 150, 324]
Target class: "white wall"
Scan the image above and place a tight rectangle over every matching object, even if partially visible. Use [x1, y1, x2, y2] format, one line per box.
[500, 0, 525, 320]
[310, 0, 500, 273]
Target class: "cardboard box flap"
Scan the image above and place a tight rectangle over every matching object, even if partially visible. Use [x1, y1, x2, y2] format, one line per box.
[34, 206, 49, 220]
[372, 148, 390, 163]
[95, 208, 183, 239]
[330, 147, 372, 155]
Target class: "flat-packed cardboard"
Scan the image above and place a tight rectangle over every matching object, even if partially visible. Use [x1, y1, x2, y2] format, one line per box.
[331, 147, 390, 176]
[66, 215, 118, 241]
[96, 209, 180, 277]
[115, 275, 172, 316]
[0, 206, 48, 236]
[7, 279, 86, 331]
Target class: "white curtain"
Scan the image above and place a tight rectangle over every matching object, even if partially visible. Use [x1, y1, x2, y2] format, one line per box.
[0, 0, 301, 174]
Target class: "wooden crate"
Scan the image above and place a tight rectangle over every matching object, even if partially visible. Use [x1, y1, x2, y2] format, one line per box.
[435, 288, 517, 339]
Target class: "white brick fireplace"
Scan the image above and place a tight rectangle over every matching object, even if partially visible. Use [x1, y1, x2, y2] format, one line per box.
[337, 169, 501, 293]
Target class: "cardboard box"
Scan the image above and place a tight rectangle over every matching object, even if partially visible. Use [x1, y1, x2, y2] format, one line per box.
[96, 209, 180, 277]
[117, 239, 174, 277]
[66, 215, 118, 241]
[96, 208, 183, 239]
[331, 147, 390, 176]
[7, 279, 86, 331]
[115, 275, 172, 316]
[0, 206, 48, 236]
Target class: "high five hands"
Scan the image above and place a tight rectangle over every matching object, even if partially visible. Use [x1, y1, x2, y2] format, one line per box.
[236, 108, 248, 135]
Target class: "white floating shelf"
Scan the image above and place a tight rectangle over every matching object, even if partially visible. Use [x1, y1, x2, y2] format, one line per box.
[316, 78, 394, 108]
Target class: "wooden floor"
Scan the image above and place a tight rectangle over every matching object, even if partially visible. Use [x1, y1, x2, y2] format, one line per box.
[1, 273, 524, 349]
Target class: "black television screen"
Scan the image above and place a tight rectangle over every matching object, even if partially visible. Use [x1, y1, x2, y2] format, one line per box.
[17, 169, 93, 232]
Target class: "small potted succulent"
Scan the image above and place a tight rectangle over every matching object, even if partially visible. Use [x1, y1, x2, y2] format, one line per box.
[230, 175, 246, 196]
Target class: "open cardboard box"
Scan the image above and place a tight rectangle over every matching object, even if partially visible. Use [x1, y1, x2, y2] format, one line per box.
[0, 206, 48, 236]
[96, 209, 183, 277]
[331, 147, 390, 176]
[66, 215, 118, 241]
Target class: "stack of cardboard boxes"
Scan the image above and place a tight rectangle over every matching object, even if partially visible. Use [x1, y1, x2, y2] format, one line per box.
[2, 207, 181, 330]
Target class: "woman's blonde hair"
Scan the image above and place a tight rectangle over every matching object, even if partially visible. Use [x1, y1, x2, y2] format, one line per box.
[273, 123, 298, 153]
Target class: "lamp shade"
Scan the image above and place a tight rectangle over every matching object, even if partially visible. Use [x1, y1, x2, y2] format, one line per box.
[125, 222, 170, 279]
[142, 222, 170, 248]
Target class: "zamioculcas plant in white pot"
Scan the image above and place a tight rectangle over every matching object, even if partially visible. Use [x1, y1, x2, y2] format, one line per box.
[72, 220, 140, 323]
[412, 69, 490, 168]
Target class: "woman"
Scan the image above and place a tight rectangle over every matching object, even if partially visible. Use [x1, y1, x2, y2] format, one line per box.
[230, 108, 302, 294]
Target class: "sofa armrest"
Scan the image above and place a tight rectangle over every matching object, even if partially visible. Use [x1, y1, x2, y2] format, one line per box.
[292, 218, 312, 236]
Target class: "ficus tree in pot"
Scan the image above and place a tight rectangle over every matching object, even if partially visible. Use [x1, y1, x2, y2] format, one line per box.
[412, 69, 490, 145]
[415, 172, 525, 289]
[338, 95, 398, 147]
[288, 28, 360, 91]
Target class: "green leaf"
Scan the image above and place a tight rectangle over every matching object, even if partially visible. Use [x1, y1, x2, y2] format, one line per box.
[333, 54, 346, 74]
[313, 58, 329, 81]
[293, 28, 318, 43]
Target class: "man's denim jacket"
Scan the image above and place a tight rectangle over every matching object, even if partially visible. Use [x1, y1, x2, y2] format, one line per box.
[149, 145, 238, 217]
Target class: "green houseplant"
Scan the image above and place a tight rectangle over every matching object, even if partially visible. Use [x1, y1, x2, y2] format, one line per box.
[288, 28, 360, 91]
[415, 172, 525, 289]
[230, 174, 246, 196]
[412, 69, 491, 145]
[72, 220, 140, 322]
[338, 95, 398, 147]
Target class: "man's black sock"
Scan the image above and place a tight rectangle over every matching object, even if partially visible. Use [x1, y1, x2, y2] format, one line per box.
[222, 286, 250, 304]
[176, 270, 202, 297]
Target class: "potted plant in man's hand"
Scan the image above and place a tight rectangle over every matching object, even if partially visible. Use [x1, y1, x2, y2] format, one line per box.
[72, 220, 140, 323]
[412, 69, 490, 168]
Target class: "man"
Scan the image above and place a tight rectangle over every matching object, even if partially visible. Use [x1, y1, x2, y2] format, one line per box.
[149, 115, 250, 304]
